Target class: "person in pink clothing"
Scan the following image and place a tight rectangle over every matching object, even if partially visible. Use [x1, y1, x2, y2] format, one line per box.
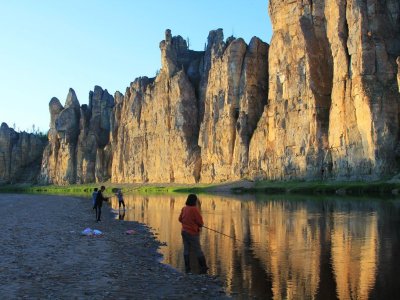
[178, 194, 208, 274]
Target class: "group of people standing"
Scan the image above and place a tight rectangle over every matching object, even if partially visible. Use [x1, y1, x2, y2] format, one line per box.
[92, 186, 125, 222]
[91, 187, 208, 274]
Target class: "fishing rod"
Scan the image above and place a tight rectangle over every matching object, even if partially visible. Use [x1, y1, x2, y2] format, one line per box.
[202, 225, 244, 243]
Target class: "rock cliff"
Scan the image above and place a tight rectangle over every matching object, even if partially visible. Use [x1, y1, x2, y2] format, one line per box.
[199, 32, 268, 182]
[249, 0, 400, 180]
[30, 2, 400, 184]
[0, 123, 46, 184]
[40, 87, 114, 184]
[110, 30, 203, 183]
[109, 30, 268, 183]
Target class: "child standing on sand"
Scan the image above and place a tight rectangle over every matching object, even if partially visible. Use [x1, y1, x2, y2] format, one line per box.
[115, 188, 126, 210]
[178, 194, 208, 274]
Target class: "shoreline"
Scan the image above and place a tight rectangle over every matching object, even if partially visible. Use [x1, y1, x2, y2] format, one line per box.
[2, 178, 400, 197]
[0, 193, 228, 299]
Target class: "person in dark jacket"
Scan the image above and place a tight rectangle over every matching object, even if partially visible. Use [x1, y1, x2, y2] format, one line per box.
[92, 187, 99, 219]
[178, 194, 208, 274]
[94, 186, 109, 222]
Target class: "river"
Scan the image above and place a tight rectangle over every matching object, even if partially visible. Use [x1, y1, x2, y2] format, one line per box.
[109, 193, 400, 299]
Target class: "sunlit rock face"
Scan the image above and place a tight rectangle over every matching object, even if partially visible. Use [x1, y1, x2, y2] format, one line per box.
[38, 1, 399, 185]
[249, 1, 400, 179]
[110, 29, 268, 183]
[40, 90, 80, 184]
[325, 0, 400, 179]
[199, 31, 269, 182]
[77, 86, 114, 183]
[111, 30, 202, 183]
[0, 123, 46, 184]
[249, 0, 400, 180]
[249, 0, 334, 180]
[40, 87, 114, 184]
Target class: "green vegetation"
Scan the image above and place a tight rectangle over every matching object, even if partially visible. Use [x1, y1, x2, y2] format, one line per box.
[1, 179, 400, 197]
[0, 183, 211, 197]
[0, 184, 97, 197]
[247, 180, 400, 197]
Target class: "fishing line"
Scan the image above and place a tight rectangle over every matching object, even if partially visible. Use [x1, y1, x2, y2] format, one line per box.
[202, 225, 266, 251]
[202, 225, 245, 243]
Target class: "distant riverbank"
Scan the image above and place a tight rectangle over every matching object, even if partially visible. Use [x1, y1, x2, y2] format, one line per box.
[2, 178, 400, 197]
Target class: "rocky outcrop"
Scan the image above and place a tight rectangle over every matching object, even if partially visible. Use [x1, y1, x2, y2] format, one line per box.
[35, 1, 399, 185]
[108, 30, 268, 183]
[249, 0, 400, 181]
[0, 123, 46, 184]
[77, 86, 114, 183]
[41, 90, 81, 184]
[199, 33, 268, 182]
[111, 73, 201, 183]
[326, 0, 400, 179]
[40, 87, 114, 184]
[110, 30, 203, 183]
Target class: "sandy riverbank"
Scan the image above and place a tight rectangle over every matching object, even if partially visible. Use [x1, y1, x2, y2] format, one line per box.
[0, 194, 228, 299]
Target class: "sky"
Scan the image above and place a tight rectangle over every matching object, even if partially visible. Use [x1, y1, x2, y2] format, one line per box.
[0, 0, 272, 133]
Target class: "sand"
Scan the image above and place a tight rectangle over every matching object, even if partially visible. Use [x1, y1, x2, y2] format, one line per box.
[0, 194, 228, 299]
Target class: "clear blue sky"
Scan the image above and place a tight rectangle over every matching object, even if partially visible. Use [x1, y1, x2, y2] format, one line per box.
[0, 0, 271, 133]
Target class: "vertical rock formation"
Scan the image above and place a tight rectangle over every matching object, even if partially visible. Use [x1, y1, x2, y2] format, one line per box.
[0, 123, 46, 184]
[109, 30, 268, 183]
[325, 0, 400, 179]
[76, 86, 114, 183]
[250, 0, 400, 180]
[40, 90, 80, 184]
[37, 30, 268, 185]
[36, 3, 399, 185]
[250, 0, 333, 180]
[40, 87, 114, 184]
[199, 31, 268, 182]
[40, 97, 63, 184]
[111, 30, 202, 183]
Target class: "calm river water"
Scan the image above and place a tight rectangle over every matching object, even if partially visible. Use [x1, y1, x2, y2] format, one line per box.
[109, 194, 400, 299]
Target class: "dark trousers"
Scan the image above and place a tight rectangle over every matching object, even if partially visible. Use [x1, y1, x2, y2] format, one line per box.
[181, 231, 204, 257]
[95, 205, 102, 221]
[118, 200, 125, 209]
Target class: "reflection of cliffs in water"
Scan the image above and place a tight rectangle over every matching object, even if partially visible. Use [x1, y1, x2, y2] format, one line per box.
[331, 212, 378, 300]
[249, 202, 321, 300]
[109, 195, 382, 299]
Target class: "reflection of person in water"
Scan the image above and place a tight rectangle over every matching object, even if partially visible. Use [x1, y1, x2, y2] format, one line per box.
[118, 209, 125, 220]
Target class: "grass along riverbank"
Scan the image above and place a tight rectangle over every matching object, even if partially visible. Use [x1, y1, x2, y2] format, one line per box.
[2, 178, 400, 197]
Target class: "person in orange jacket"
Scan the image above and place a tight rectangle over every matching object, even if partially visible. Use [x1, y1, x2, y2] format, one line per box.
[178, 194, 208, 274]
